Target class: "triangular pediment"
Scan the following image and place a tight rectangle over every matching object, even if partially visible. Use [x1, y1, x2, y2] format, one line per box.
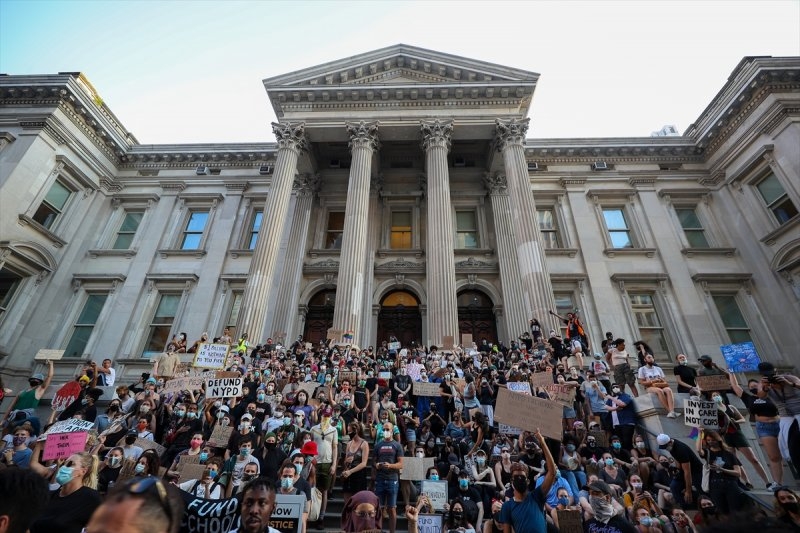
[263, 44, 538, 89]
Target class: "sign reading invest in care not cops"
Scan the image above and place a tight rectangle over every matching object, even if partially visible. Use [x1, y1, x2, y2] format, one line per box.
[205, 377, 243, 398]
[193, 343, 229, 369]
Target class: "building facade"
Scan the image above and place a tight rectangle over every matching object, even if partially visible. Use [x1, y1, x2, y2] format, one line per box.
[0, 45, 799, 388]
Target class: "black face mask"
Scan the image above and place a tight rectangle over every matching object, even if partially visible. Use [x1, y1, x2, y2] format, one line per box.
[265, 442, 276, 449]
[512, 477, 528, 493]
[701, 505, 716, 515]
[452, 511, 463, 522]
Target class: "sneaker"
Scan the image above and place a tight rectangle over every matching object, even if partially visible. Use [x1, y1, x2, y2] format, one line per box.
[744, 482, 754, 491]
[666, 411, 677, 419]
[767, 482, 781, 491]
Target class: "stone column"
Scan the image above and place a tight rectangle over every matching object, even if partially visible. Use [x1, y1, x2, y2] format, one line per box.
[484, 172, 530, 338]
[495, 118, 557, 328]
[421, 120, 459, 347]
[270, 173, 319, 340]
[238, 122, 306, 342]
[331, 121, 380, 341]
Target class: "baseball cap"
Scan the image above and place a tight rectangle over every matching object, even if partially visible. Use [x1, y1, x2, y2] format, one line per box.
[218, 405, 230, 414]
[656, 434, 671, 448]
[698, 355, 712, 362]
[146, 377, 157, 384]
[758, 362, 776, 376]
[587, 479, 613, 495]
[321, 406, 333, 418]
[30, 373, 45, 382]
[78, 375, 91, 384]
[241, 413, 253, 421]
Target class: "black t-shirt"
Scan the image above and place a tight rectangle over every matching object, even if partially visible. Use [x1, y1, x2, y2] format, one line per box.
[740, 392, 779, 417]
[374, 438, 404, 480]
[31, 486, 102, 533]
[399, 406, 418, 429]
[583, 515, 638, 533]
[580, 444, 608, 463]
[673, 365, 698, 393]
[668, 440, 704, 482]
[455, 484, 483, 506]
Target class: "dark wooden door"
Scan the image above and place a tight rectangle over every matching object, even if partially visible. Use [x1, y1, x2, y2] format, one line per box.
[376, 305, 422, 347]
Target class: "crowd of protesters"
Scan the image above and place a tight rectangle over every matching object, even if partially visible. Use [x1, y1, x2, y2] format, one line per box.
[1, 312, 799, 533]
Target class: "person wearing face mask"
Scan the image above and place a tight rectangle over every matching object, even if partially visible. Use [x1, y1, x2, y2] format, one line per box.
[2, 423, 34, 468]
[374, 421, 404, 533]
[119, 429, 144, 460]
[599, 452, 627, 495]
[256, 432, 288, 485]
[167, 432, 205, 474]
[310, 406, 339, 529]
[549, 487, 578, 530]
[135, 450, 160, 477]
[607, 435, 635, 475]
[633, 505, 664, 533]
[560, 436, 586, 498]
[6, 361, 54, 412]
[62, 387, 102, 423]
[342, 422, 370, 501]
[672, 354, 698, 393]
[469, 449, 495, 521]
[774, 487, 800, 530]
[180, 466, 224, 499]
[696, 431, 748, 515]
[498, 429, 556, 533]
[226, 413, 260, 460]
[276, 462, 310, 531]
[397, 394, 420, 454]
[605, 384, 638, 452]
[341, 490, 383, 533]
[582, 371, 610, 429]
[30, 451, 102, 533]
[692, 495, 722, 530]
[163, 402, 203, 466]
[623, 474, 663, 520]
[657, 433, 704, 508]
[668, 507, 697, 533]
[583, 479, 638, 533]
[222, 437, 261, 498]
[98, 446, 125, 492]
[445, 498, 477, 533]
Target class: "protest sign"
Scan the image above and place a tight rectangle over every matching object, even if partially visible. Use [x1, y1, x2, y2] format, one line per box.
[339, 370, 357, 385]
[529, 371, 554, 389]
[379, 371, 392, 380]
[43, 431, 88, 460]
[413, 381, 441, 397]
[442, 335, 454, 350]
[305, 342, 313, 351]
[179, 453, 202, 466]
[721, 341, 761, 373]
[215, 371, 239, 379]
[178, 463, 207, 481]
[418, 514, 443, 533]
[461, 333, 473, 347]
[495, 386, 563, 440]
[297, 381, 319, 397]
[683, 399, 718, 429]
[270, 494, 305, 533]
[388, 341, 401, 351]
[179, 492, 241, 533]
[326, 328, 342, 342]
[34, 348, 64, 360]
[421, 480, 448, 510]
[400, 457, 434, 481]
[557, 510, 583, 533]
[192, 343, 229, 369]
[205, 377, 243, 398]
[696, 374, 730, 392]
[133, 437, 166, 457]
[499, 382, 531, 435]
[39, 418, 94, 440]
[51, 381, 82, 412]
[406, 363, 422, 381]
[163, 375, 208, 394]
[545, 384, 577, 406]
[208, 425, 234, 448]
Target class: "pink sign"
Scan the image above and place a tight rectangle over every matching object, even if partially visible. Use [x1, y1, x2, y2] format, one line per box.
[43, 431, 88, 461]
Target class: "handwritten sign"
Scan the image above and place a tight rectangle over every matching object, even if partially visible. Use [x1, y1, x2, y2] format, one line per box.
[461, 333, 473, 347]
[34, 348, 64, 360]
[51, 381, 82, 412]
[163, 375, 208, 394]
[413, 381, 441, 397]
[205, 377, 243, 399]
[400, 456, 434, 481]
[529, 371, 554, 389]
[442, 335, 454, 350]
[498, 382, 531, 435]
[588, 429, 608, 448]
[208, 425, 233, 448]
[270, 494, 305, 533]
[557, 510, 583, 533]
[327, 328, 342, 342]
[39, 417, 94, 440]
[178, 463, 207, 482]
[421, 480, 448, 510]
[545, 384, 577, 406]
[297, 381, 319, 397]
[495, 386, 563, 441]
[418, 514, 442, 533]
[193, 343, 229, 369]
[43, 431, 88, 460]
[696, 374, 730, 392]
[388, 342, 401, 351]
[339, 371, 357, 385]
[720, 342, 761, 373]
[683, 399, 718, 429]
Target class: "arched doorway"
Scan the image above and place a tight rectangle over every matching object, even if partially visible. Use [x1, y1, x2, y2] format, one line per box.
[458, 290, 498, 345]
[303, 289, 335, 345]
[377, 290, 422, 347]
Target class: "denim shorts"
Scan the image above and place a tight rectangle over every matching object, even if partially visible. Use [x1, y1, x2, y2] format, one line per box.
[375, 478, 399, 507]
[755, 420, 780, 438]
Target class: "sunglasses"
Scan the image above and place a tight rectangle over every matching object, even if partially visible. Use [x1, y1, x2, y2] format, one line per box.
[122, 477, 173, 531]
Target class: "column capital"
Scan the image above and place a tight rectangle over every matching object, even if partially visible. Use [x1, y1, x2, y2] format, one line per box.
[272, 121, 308, 152]
[494, 118, 529, 151]
[346, 121, 380, 151]
[420, 119, 453, 152]
[293, 173, 320, 197]
[483, 172, 508, 194]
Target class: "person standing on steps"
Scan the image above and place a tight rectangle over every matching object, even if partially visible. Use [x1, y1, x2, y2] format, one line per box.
[374, 420, 404, 533]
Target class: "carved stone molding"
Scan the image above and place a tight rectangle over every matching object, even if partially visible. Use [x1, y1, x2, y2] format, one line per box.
[455, 257, 494, 268]
[375, 258, 425, 273]
[346, 120, 380, 151]
[272, 121, 307, 152]
[304, 259, 341, 273]
[294, 173, 320, 197]
[495, 118, 529, 151]
[420, 119, 453, 152]
[225, 181, 250, 194]
[160, 181, 186, 194]
[395, 273, 406, 286]
[371, 173, 384, 194]
[483, 172, 507, 194]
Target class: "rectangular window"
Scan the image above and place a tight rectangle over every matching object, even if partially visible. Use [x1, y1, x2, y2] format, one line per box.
[181, 211, 209, 250]
[629, 293, 668, 355]
[63, 293, 108, 358]
[112, 211, 143, 250]
[675, 207, 710, 248]
[455, 210, 479, 248]
[227, 292, 243, 329]
[603, 208, 633, 248]
[756, 173, 798, 224]
[390, 211, 412, 249]
[32, 179, 71, 229]
[0, 268, 23, 317]
[537, 209, 560, 249]
[711, 294, 753, 343]
[553, 292, 575, 319]
[325, 211, 344, 249]
[144, 294, 180, 353]
[248, 211, 263, 250]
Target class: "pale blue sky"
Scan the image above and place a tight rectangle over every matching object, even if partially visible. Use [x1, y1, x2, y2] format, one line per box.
[1, 0, 798, 144]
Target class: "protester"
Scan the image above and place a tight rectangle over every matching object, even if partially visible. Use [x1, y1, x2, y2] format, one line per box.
[84, 476, 184, 533]
[0, 467, 50, 533]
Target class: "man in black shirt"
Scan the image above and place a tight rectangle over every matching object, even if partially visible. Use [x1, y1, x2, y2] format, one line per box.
[583, 479, 637, 533]
[454, 471, 484, 528]
[657, 433, 703, 508]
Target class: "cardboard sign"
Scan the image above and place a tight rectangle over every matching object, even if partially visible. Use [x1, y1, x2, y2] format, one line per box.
[545, 384, 577, 406]
[215, 371, 239, 379]
[178, 453, 202, 466]
[34, 348, 64, 360]
[297, 381, 319, 397]
[43, 431, 88, 460]
[406, 363, 422, 381]
[720, 341, 761, 373]
[413, 381, 441, 397]
[128, 437, 166, 458]
[178, 463, 208, 482]
[51, 381, 82, 412]
[193, 343, 229, 369]
[339, 371, 357, 385]
[269, 494, 305, 533]
[557, 510, 583, 533]
[495, 386, 563, 441]
[530, 371, 554, 389]
[696, 374, 730, 392]
[461, 333, 473, 347]
[442, 335, 454, 350]
[179, 492, 241, 533]
[421, 480, 448, 510]
[163, 375, 208, 394]
[305, 342, 313, 351]
[498, 382, 532, 435]
[205, 377, 243, 398]
[418, 514, 443, 533]
[683, 399, 718, 429]
[39, 417, 95, 440]
[588, 429, 608, 448]
[327, 328, 342, 341]
[208, 425, 233, 448]
[400, 456, 434, 480]
[388, 341, 401, 351]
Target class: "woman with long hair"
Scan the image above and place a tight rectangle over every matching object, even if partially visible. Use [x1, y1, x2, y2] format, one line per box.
[341, 421, 370, 501]
[696, 430, 748, 515]
[445, 497, 477, 533]
[773, 487, 800, 531]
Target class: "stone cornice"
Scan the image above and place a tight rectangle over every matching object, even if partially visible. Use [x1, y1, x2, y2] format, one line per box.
[524, 139, 702, 163]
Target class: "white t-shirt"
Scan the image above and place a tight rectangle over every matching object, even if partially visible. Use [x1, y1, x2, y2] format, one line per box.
[311, 424, 338, 464]
[179, 479, 223, 499]
[637, 364, 666, 381]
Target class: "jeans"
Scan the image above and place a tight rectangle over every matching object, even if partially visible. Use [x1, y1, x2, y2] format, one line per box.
[375, 478, 399, 508]
[559, 469, 585, 500]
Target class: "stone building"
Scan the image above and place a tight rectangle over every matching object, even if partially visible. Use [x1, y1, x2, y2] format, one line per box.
[0, 45, 798, 387]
